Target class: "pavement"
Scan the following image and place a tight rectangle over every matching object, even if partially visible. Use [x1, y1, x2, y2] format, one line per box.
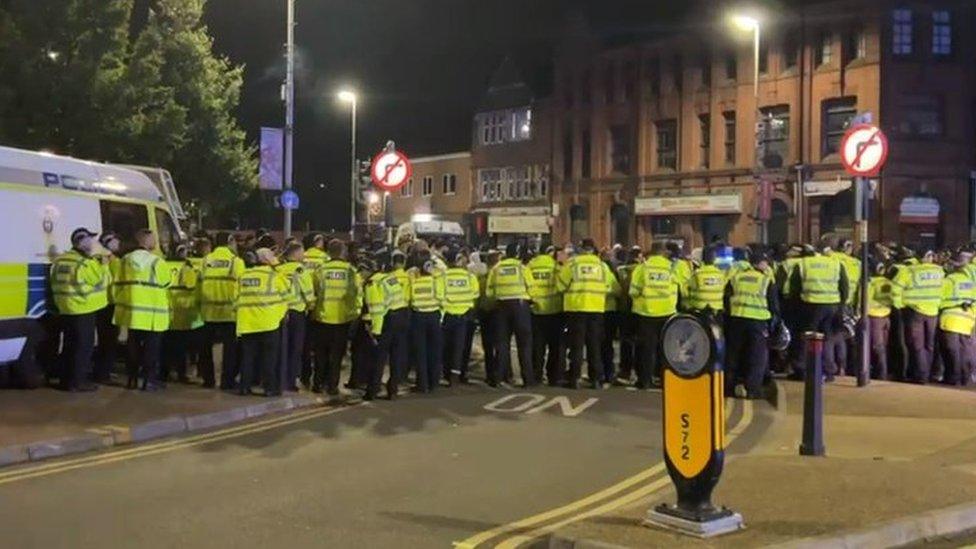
[545, 378, 976, 549]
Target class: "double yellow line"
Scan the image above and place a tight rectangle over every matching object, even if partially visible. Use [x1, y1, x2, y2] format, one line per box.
[0, 404, 353, 486]
[455, 399, 755, 549]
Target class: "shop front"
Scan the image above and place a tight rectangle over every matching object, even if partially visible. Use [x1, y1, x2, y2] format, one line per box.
[481, 206, 552, 248]
[898, 195, 940, 251]
[634, 192, 744, 248]
[802, 178, 855, 243]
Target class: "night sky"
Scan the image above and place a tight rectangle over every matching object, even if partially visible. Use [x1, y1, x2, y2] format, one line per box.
[203, 0, 723, 231]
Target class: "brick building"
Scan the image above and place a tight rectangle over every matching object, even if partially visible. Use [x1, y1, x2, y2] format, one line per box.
[549, 0, 976, 250]
[388, 151, 472, 230]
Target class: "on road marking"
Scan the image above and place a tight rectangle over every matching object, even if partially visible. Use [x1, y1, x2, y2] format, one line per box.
[454, 399, 754, 548]
[483, 393, 599, 417]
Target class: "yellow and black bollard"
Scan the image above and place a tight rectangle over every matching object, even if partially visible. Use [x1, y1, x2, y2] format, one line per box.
[643, 313, 744, 537]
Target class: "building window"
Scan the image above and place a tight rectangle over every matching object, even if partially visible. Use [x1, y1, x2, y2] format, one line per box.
[442, 174, 456, 195]
[478, 107, 531, 145]
[581, 69, 592, 105]
[816, 32, 833, 66]
[604, 63, 616, 104]
[656, 119, 677, 170]
[932, 10, 952, 56]
[758, 38, 769, 74]
[821, 97, 857, 157]
[700, 54, 711, 87]
[608, 125, 632, 175]
[422, 176, 433, 197]
[896, 95, 944, 137]
[699, 113, 710, 169]
[649, 216, 676, 236]
[562, 127, 573, 179]
[671, 55, 682, 91]
[645, 57, 660, 96]
[514, 108, 532, 141]
[724, 52, 737, 80]
[723, 111, 736, 165]
[479, 169, 502, 202]
[844, 27, 866, 65]
[581, 128, 592, 178]
[570, 204, 588, 243]
[400, 178, 413, 197]
[759, 105, 790, 169]
[783, 34, 798, 70]
[892, 9, 913, 55]
[623, 60, 637, 102]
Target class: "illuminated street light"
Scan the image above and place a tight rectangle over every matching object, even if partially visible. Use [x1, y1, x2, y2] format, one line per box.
[731, 11, 765, 243]
[337, 90, 357, 103]
[731, 14, 759, 32]
[367, 191, 380, 205]
[337, 89, 358, 238]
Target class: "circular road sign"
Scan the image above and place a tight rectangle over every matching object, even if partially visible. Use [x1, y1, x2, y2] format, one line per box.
[370, 150, 412, 192]
[840, 124, 889, 178]
[280, 189, 300, 210]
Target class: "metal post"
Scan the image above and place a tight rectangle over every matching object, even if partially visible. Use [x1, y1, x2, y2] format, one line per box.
[800, 331, 825, 456]
[857, 177, 870, 386]
[752, 25, 767, 245]
[283, 0, 295, 238]
[348, 99, 357, 241]
[794, 164, 805, 243]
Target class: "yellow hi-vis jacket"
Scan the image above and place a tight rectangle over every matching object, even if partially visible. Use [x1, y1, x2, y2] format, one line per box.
[113, 249, 171, 332]
[729, 267, 772, 321]
[392, 267, 411, 296]
[442, 267, 479, 316]
[167, 260, 203, 331]
[236, 265, 289, 336]
[629, 255, 679, 318]
[311, 259, 362, 324]
[50, 249, 108, 315]
[410, 271, 445, 313]
[940, 271, 976, 335]
[830, 252, 862, 307]
[867, 276, 893, 318]
[556, 253, 616, 313]
[797, 254, 842, 304]
[486, 258, 530, 301]
[276, 261, 316, 313]
[686, 264, 727, 312]
[303, 247, 329, 272]
[893, 262, 944, 317]
[100, 253, 121, 304]
[365, 271, 408, 335]
[200, 247, 245, 323]
[526, 254, 562, 315]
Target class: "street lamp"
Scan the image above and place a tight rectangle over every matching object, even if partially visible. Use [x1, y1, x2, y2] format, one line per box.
[337, 90, 358, 240]
[731, 12, 765, 243]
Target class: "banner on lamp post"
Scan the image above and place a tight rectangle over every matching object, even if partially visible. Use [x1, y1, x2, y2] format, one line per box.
[259, 127, 284, 191]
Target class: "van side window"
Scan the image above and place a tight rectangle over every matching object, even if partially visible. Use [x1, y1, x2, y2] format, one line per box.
[99, 201, 149, 254]
[155, 208, 178, 256]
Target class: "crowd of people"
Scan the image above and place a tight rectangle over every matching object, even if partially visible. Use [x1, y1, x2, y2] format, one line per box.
[42, 224, 976, 401]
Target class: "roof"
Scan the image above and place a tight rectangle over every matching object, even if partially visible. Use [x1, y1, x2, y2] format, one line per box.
[0, 145, 164, 203]
[412, 151, 471, 164]
[477, 57, 536, 112]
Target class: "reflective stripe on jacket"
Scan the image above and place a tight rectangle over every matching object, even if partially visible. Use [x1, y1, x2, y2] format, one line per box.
[113, 249, 171, 331]
[200, 247, 244, 323]
[236, 266, 289, 335]
[729, 268, 772, 321]
[50, 249, 108, 315]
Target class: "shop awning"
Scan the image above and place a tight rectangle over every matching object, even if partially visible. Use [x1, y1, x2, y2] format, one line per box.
[488, 215, 550, 234]
[803, 180, 852, 197]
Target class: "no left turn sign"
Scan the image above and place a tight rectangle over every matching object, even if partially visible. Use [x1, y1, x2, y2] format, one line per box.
[370, 150, 412, 192]
[840, 124, 889, 178]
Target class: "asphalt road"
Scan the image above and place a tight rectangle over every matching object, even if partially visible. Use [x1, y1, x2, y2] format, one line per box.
[0, 382, 762, 548]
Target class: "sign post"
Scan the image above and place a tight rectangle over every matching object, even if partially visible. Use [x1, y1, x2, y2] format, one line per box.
[839, 123, 889, 388]
[644, 314, 744, 538]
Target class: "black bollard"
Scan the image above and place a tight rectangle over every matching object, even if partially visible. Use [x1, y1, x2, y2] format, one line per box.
[799, 331, 826, 457]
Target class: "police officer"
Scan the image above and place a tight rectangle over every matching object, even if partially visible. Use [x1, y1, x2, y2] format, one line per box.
[163, 243, 203, 384]
[485, 243, 534, 387]
[303, 233, 329, 271]
[629, 241, 680, 388]
[867, 261, 893, 380]
[725, 251, 779, 398]
[938, 252, 975, 386]
[600, 249, 624, 385]
[277, 242, 315, 392]
[557, 238, 618, 389]
[526, 245, 564, 386]
[475, 249, 500, 383]
[614, 246, 642, 384]
[361, 257, 401, 400]
[409, 248, 445, 392]
[833, 238, 862, 375]
[50, 228, 109, 392]
[886, 247, 917, 381]
[892, 249, 944, 384]
[373, 251, 410, 397]
[93, 232, 122, 383]
[788, 243, 849, 380]
[199, 232, 245, 389]
[390, 250, 412, 383]
[236, 248, 289, 396]
[441, 249, 479, 386]
[114, 229, 171, 391]
[685, 245, 726, 315]
[310, 239, 362, 395]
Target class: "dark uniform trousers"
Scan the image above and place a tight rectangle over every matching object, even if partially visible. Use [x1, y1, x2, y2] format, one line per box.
[939, 331, 971, 386]
[199, 322, 238, 389]
[126, 329, 162, 386]
[635, 315, 669, 388]
[824, 332, 847, 378]
[600, 311, 621, 383]
[725, 318, 768, 397]
[93, 305, 118, 382]
[790, 304, 837, 378]
[161, 328, 202, 382]
[888, 309, 910, 380]
[350, 320, 372, 389]
[492, 300, 533, 386]
[442, 312, 472, 382]
[392, 310, 410, 383]
[282, 311, 306, 391]
[299, 317, 315, 387]
[903, 309, 937, 383]
[366, 309, 408, 397]
[411, 310, 443, 392]
[60, 312, 97, 390]
[239, 329, 280, 395]
[616, 312, 638, 381]
[476, 308, 497, 382]
[869, 316, 890, 380]
[531, 313, 565, 386]
[566, 312, 604, 385]
[313, 322, 350, 394]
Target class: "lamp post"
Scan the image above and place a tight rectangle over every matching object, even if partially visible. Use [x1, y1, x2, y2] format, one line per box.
[283, 0, 296, 237]
[732, 14, 765, 244]
[338, 90, 358, 240]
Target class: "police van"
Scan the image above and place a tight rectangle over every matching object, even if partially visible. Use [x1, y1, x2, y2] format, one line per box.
[0, 145, 185, 380]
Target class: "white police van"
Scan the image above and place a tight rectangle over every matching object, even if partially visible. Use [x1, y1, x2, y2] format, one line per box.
[0, 145, 185, 385]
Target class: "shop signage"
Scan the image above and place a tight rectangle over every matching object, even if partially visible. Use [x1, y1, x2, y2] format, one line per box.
[803, 180, 852, 197]
[899, 196, 940, 225]
[634, 194, 742, 216]
[487, 215, 550, 234]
